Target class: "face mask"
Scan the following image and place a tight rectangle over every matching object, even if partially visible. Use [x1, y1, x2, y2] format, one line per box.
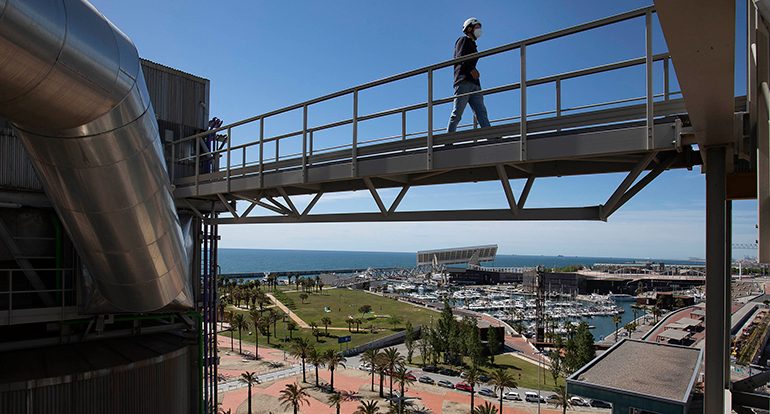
[474, 28, 482, 39]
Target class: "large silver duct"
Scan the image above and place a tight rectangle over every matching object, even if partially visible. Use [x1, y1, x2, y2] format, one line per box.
[0, 0, 192, 312]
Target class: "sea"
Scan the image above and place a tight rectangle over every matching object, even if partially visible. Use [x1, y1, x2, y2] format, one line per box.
[218, 248, 702, 341]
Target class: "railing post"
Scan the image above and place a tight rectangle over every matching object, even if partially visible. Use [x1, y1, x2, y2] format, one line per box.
[520, 44, 527, 160]
[645, 9, 654, 149]
[309, 130, 314, 163]
[556, 78, 561, 132]
[664, 57, 670, 101]
[259, 118, 264, 188]
[194, 135, 200, 196]
[352, 90, 358, 177]
[302, 104, 308, 183]
[427, 69, 434, 170]
[226, 127, 232, 192]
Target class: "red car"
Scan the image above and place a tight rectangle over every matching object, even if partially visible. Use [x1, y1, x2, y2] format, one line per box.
[406, 373, 416, 381]
[455, 383, 473, 392]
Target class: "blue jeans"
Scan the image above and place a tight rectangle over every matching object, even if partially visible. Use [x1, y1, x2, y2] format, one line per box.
[446, 81, 490, 133]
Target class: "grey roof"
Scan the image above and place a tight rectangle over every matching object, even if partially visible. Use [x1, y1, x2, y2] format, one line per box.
[568, 339, 702, 403]
[676, 317, 702, 327]
[416, 245, 498, 265]
[690, 309, 706, 317]
[657, 329, 691, 341]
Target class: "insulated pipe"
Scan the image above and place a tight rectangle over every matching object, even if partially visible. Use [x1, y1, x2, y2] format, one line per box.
[0, 0, 190, 312]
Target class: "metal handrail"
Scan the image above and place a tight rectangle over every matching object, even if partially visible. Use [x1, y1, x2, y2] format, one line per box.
[172, 5, 664, 192]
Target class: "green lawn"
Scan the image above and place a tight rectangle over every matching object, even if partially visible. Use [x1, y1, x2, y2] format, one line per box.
[409, 354, 566, 392]
[222, 288, 438, 354]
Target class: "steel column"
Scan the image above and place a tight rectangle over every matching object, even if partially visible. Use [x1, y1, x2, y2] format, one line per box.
[704, 146, 727, 414]
[521, 44, 527, 159]
[428, 70, 434, 170]
[353, 90, 359, 177]
[645, 10, 654, 150]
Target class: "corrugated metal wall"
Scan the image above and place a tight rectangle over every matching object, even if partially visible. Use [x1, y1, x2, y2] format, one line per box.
[141, 59, 209, 131]
[0, 346, 193, 414]
[0, 121, 42, 191]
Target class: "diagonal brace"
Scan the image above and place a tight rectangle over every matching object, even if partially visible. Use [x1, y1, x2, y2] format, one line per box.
[233, 193, 290, 216]
[517, 175, 535, 211]
[216, 193, 239, 219]
[301, 192, 324, 218]
[604, 153, 680, 218]
[276, 187, 300, 218]
[388, 185, 410, 214]
[496, 164, 519, 215]
[601, 152, 657, 220]
[364, 177, 388, 216]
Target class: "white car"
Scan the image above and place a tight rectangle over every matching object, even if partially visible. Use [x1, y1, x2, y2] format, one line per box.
[569, 396, 590, 406]
[358, 363, 372, 372]
[504, 392, 521, 401]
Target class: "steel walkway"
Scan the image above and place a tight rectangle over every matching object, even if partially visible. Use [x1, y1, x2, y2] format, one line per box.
[171, 6, 740, 226]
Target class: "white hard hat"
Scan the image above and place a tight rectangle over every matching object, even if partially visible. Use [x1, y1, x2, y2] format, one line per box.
[463, 18, 481, 32]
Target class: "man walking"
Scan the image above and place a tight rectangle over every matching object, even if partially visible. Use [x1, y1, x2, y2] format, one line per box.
[446, 17, 491, 133]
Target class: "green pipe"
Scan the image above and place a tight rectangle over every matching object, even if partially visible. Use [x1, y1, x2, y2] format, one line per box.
[50, 214, 62, 306]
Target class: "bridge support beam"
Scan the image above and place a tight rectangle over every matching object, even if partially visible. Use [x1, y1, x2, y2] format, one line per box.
[705, 146, 730, 414]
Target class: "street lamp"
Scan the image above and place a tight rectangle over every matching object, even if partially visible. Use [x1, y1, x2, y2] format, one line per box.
[537, 350, 542, 414]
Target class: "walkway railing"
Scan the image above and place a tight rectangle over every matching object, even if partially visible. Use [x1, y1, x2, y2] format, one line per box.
[171, 5, 678, 194]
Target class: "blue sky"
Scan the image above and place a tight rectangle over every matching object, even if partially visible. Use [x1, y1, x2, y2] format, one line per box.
[90, 0, 758, 260]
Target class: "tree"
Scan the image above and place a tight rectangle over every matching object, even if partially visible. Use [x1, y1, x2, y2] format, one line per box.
[231, 313, 250, 355]
[248, 309, 263, 359]
[472, 402, 499, 414]
[354, 400, 380, 414]
[361, 348, 381, 392]
[383, 347, 405, 401]
[308, 347, 323, 387]
[347, 318, 355, 332]
[354, 318, 363, 333]
[393, 366, 415, 414]
[239, 371, 260, 414]
[563, 322, 595, 375]
[321, 316, 332, 335]
[374, 352, 390, 398]
[224, 311, 235, 351]
[417, 335, 431, 367]
[624, 322, 637, 337]
[549, 385, 573, 414]
[359, 304, 372, 318]
[278, 382, 310, 414]
[611, 314, 623, 343]
[465, 367, 482, 414]
[487, 329, 499, 365]
[289, 337, 313, 383]
[327, 391, 350, 414]
[323, 349, 346, 392]
[675, 297, 685, 308]
[488, 368, 516, 414]
[652, 306, 662, 323]
[287, 320, 298, 339]
[549, 336, 564, 386]
[309, 321, 320, 341]
[299, 293, 309, 304]
[436, 301, 458, 364]
[388, 315, 404, 331]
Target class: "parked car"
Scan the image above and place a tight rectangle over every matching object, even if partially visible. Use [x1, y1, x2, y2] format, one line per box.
[455, 383, 472, 392]
[568, 396, 590, 406]
[590, 399, 612, 408]
[358, 363, 372, 372]
[437, 379, 454, 388]
[418, 376, 435, 385]
[405, 373, 416, 381]
[504, 392, 521, 401]
[478, 388, 497, 398]
[423, 365, 439, 373]
[525, 392, 544, 403]
[459, 371, 469, 378]
[546, 395, 561, 404]
[477, 374, 491, 383]
[439, 368, 459, 376]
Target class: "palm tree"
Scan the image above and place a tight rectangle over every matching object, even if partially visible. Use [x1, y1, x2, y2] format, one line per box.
[549, 385, 573, 414]
[323, 349, 347, 391]
[611, 314, 623, 342]
[472, 402, 498, 414]
[354, 400, 380, 414]
[393, 366, 415, 414]
[287, 320, 298, 339]
[231, 313, 250, 355]
[347, 319, 355, 332]
[290, 337, 313, 383]
[327, 391, 350, 414]
[239, 371, 260, 414]
[309, 321, 320, 341]
[307, 347, 323, 387]
[361, 348, 381, 392]
[248, 308, 263, 358]
[465, 367, 481, 414]
[278, 382, 310, 414]
[652, 306, 662, 323]
[488, 368, 517, 414]
[383, 347, 405, 400]
[374, 352, 389, 398]
[321, 316, 332, 335]
[299, 293, 309, 303]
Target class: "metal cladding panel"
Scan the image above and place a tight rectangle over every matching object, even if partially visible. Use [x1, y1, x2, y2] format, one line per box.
[141, 59, 209, 130]
[0, 345, 192, 414]
[0, 122, 42, 191]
